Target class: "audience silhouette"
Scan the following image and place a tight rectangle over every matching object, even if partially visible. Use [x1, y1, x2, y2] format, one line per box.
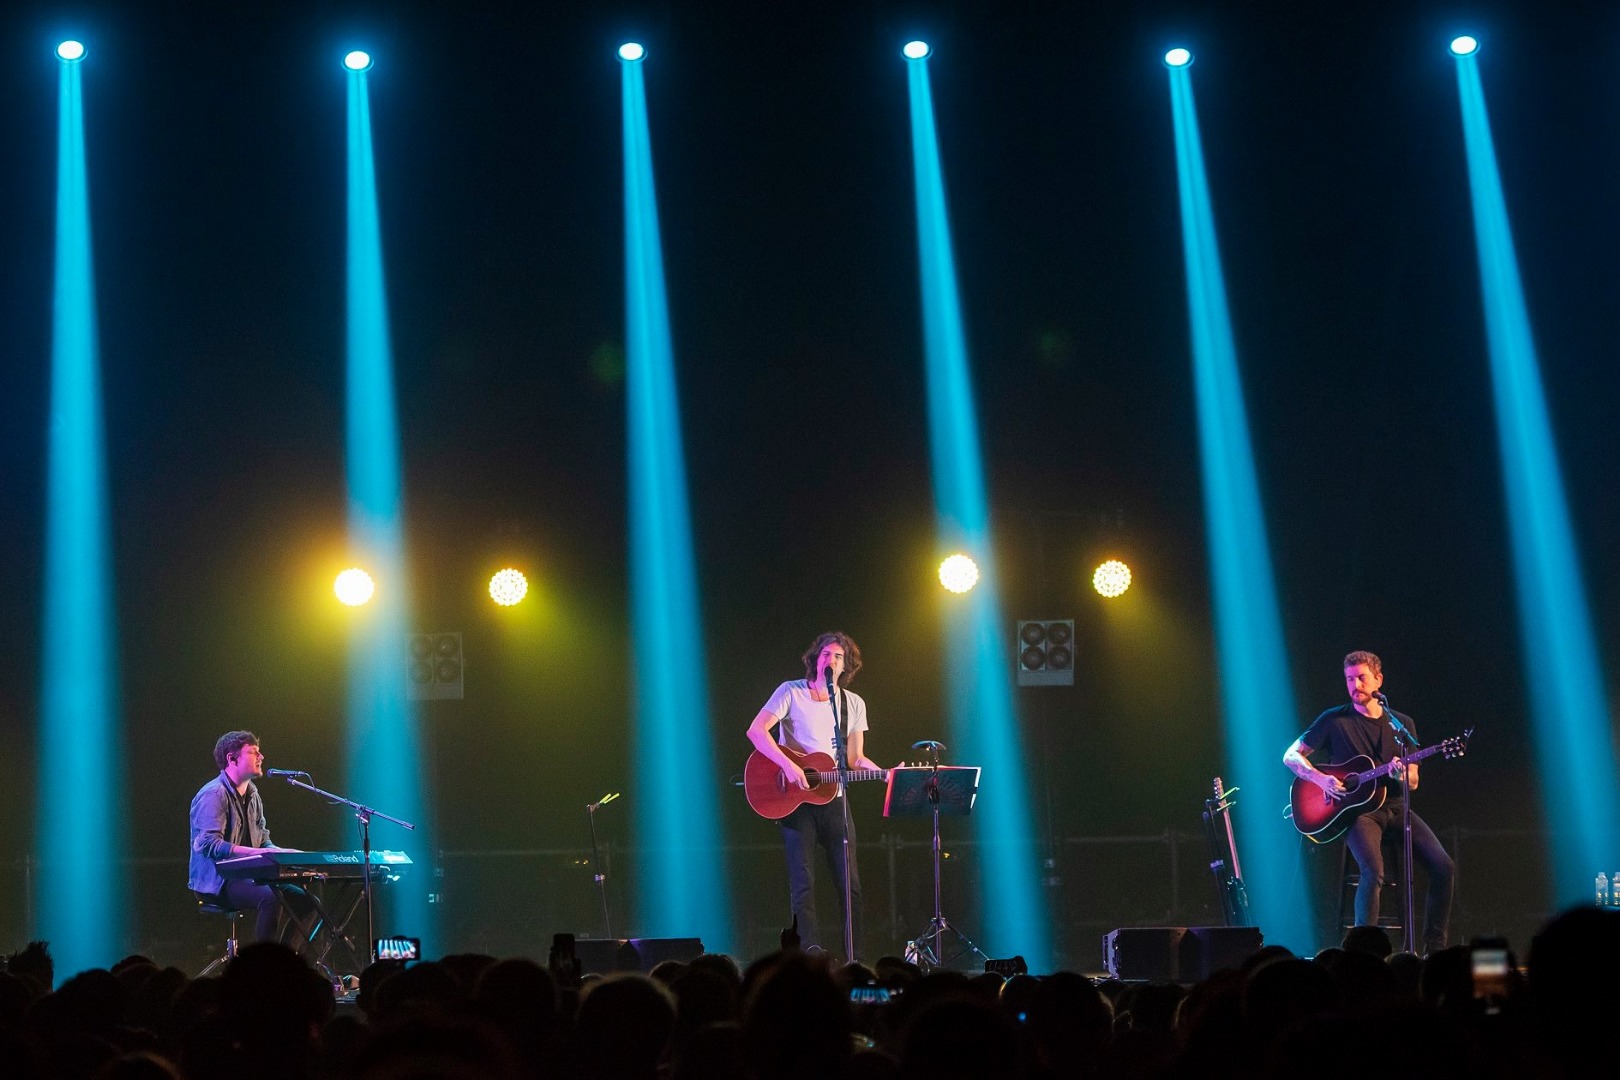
[0, 909, 1614, 1078]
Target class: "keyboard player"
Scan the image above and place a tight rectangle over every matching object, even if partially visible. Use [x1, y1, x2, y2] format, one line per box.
[188, 730, 316, 946]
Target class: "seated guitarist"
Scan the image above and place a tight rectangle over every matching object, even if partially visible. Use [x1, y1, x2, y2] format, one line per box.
[1283, 651, 1455, 953]
[746, 632, 881, 961]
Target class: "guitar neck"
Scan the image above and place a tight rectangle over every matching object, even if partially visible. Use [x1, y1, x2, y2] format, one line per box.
[812, 768, 889, 783]
[1355, 741, 1445, 784]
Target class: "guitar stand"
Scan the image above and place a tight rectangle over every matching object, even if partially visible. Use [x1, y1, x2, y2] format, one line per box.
[886, 749, 984, 972]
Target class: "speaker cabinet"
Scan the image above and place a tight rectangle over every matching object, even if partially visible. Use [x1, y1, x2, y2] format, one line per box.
[1103, 926, 1263, 981]
[574, 936, 705, 974]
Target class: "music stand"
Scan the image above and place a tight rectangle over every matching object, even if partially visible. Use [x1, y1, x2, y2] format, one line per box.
[885, 759, 985, 971]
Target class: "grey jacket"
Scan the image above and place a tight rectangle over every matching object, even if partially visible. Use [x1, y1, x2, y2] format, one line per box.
[188, 772, 272, 896]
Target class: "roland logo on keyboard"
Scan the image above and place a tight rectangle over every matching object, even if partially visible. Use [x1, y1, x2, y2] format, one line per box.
[325, 850, 410, 864]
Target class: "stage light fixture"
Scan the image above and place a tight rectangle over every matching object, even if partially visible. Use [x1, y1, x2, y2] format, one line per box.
[618, 42, 646, 62]
[1164, 47, 1193, 68]
[908, 43, 1050, 965]
[343, 50, 373, 72]
[56, 40, 86, 62]
[1092, 559, 1132, 598]
[41, 31, 126, 975]
[488, 568, 529, 606]
[902, 40, 931, 60]
[1449, 36, 1479, 57]
[1452, 38, 1619, 905]
[1167, 45, 1316, 951]
[622, 45, 733, 949]
[335, 567, 376, 606]
[938, 554, 980, 594]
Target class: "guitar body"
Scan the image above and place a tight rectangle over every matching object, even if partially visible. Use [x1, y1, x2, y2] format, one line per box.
[1289, 730, 1472, 843]
[744, 747, 844, 820]
[745, 747, 893, 820]
[1290, 755, 1387, 843]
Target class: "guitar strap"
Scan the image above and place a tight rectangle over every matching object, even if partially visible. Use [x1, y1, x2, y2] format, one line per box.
[832, 687, 851, 777]
[839, 687, 850, 760]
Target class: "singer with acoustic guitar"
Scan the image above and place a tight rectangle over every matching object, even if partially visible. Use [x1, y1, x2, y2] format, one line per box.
[746, 631, 882, 961]
[1283, 651, 1456, 952]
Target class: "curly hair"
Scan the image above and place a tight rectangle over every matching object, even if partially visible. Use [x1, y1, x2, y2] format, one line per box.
[801, 632, 863, 687]
[214, 730, 259, 771]
[1342, 651, 1382, 677]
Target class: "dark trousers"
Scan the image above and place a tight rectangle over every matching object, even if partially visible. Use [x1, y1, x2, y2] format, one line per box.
[781, 797, 863, 960]
[1346, 802, 1455, 951]
[206, 880, 319, 948]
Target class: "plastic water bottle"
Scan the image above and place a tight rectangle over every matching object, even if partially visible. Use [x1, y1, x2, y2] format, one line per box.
[1613, 872, 1620, 908]
[1599, 872, 1610, 907]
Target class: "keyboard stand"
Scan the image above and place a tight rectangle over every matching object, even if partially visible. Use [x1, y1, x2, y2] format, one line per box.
[268, 875, 375, 978]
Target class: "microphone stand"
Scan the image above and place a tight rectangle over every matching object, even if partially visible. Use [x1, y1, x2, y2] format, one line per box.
[828, 670, 858, 964]
[275, 774, 416, 965]
[587, 792, 620, 939]
[1381, 698, 1418, 955]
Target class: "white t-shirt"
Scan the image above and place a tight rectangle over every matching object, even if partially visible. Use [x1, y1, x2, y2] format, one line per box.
[761, 679, 869, 760]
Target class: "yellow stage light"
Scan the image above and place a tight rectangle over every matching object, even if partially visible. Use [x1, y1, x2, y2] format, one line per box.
[335, 567, 376, 606]
[939, 554, 980, 594]
[489, 568, 529, 606]
[1092, 559, 1132, 599]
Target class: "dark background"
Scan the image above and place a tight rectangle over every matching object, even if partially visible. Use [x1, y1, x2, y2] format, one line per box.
[1, 0, 1614, 969]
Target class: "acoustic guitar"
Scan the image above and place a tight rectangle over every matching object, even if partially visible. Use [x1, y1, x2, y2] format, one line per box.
[1205, 777, 1253, 926]
[744, 746, 889, 820]
[1289, 729, 1472, 843]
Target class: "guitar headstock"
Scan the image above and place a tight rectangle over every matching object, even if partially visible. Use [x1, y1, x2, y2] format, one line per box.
[1213, 776, 1226, 799]
[1440, 728, 1475, 759]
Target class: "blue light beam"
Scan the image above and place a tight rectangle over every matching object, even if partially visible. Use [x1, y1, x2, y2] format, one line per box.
[621, 52, 733, 950]
[1167, 61, 1316, 951]
[345, 60, 433, 952]
[39, 41, 127, 983]
[905, 52, 1051, 968]
[1452, 50, 1620, 903]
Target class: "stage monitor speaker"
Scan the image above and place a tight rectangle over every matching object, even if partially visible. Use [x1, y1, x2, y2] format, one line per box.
[1184, 925, 1263, 979]
[1103, 927, 1187, 981]
[1103, 926, 1264, 982]
[575, 936, 704, 974]
[575, 938, 632, 975]
[627, 937, 704, 969]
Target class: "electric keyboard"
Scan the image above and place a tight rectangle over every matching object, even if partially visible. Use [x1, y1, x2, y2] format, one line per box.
[216, 849, 412, 881]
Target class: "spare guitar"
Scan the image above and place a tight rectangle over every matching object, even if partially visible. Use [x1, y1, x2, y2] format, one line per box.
[1289, 729, 1473, 843]
[744, 746, 890, 820]
[1203, 777, 1253, 927]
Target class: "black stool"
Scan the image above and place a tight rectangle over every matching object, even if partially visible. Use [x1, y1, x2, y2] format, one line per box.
[1335, 834, 1406, 936]
[197, 901, 244, 978]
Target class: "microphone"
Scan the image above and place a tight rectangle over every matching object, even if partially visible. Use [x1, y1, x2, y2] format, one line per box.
[266, 769, 309, 778]
[825, 667, 837, 693]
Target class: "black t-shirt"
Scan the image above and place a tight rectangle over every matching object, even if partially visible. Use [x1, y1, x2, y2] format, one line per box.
[1301, 703, 1419, 796]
